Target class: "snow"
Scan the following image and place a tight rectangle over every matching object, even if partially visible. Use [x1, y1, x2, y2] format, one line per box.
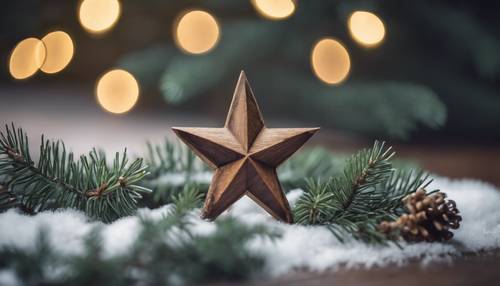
[0, 270, 19, 286]
[1, 176, 499, 280]
[151, 171, 212, 187]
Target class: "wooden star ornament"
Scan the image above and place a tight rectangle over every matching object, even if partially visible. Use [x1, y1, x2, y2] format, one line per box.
[172, 71, 319, 223]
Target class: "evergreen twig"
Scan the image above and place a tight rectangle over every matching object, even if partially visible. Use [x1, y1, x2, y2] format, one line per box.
[0, 124, 151, 222]
[333, 141, 395, 213]
[142, 139, 208, 206]
[293, 179, 335, 224]
[294, 141, 432, 243]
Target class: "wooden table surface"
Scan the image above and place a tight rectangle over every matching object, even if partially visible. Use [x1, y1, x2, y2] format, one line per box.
[224, 251, 500, 286]
[1, 85, 499, 285]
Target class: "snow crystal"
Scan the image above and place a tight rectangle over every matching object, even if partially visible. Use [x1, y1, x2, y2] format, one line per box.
[0, 176, 499, 280]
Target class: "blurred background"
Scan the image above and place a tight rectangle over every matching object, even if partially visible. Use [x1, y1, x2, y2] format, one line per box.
[1, 0, 499, 184]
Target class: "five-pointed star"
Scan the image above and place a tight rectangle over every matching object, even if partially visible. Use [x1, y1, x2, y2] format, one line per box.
[172, 71, 319, 223]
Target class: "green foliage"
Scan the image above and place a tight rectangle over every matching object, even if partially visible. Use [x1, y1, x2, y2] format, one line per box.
[0, 124, 151, 222]
[64, 228, 129, 286]
[175, 218, 279, 284]
[0, 229, 61, 286]
[116, 1, 471, 139]
[122, 37, 446, 139]
[293, 141, 432, 243]
[379, 169, 432, 214]
[158, 20, 284, 104]
[252, 70, 446, 139]
[331, 141, 394, 213]
[0, 187, 278, 286]
[141, 139, 208, 207]
[170, 184, 204, 215]
[279, 147, 346, 190]
[145, 139, 205, 180]
[293, 179, 336, 224]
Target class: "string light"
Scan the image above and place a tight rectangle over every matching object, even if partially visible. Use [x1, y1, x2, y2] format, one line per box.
[311, 38, 351, 85]
[8, 38, 46, 80]
[174, 10, 220, 55]
[78, 0, 121, 34]
[96, 69, 139, 114]
[348, 11, 385, 47]
[251, 0, 296, 20]
[40, 31, 74, 74]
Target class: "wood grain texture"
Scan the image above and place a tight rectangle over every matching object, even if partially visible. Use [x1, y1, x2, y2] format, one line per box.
[172, 71, 319, 223]
[172, 127, 244, 168]
[224, 72, 265, 152]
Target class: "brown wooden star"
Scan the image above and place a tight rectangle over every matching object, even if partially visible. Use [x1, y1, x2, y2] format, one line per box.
[172, 71, 319, 223]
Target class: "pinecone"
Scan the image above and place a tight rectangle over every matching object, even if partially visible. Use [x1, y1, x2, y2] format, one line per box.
[379, 188, 462, 242]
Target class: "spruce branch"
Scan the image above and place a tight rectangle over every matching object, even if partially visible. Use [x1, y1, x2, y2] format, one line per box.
[170, 184, 204, 216]
[293, 179, 335, 224]
[294, 141, 433, 243]
[0, 182, 21, 211]
[151, 184, 205, 236]
[294, 141, 395, 224]
[0, 124, 151, 222]
[333, 141, 395, 214]
[375, 169, 433, 218]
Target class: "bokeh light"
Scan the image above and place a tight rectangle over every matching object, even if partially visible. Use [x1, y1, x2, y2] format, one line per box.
[348, 11, 385, 47]
[251, 0, 296, 20]
[9, 38, 46, 80]
[40, 31, 74, 74]
[96, 69, 139, 114]
[311, 38, 351, 85]
[78, 0, 121, 34]
[174, 10, 220, 55]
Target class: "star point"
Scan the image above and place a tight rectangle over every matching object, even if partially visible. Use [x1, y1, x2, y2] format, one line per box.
[224, 71, 265, 152]
[172, 71, 319, 223]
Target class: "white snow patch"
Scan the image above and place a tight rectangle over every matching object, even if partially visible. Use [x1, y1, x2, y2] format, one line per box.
[0, 270, 20, 286]
[0, 209, 95, 255]
[1, 176, 499, 280]
[101, 215, 141, 257]
[152, 172, 212, 187]
[432, 177, 500, 251]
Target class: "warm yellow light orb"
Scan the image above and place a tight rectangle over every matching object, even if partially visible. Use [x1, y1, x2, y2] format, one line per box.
[311, 38, 351, 85]
[9, 38, 46, 80]
[96, 69, 139, 114]
[78, 0, 121, 34]
[348, 11, 385, 47]
[174, 10, 220, 55]
[251, 0, 296, 20]
[40, 31, 74, 74]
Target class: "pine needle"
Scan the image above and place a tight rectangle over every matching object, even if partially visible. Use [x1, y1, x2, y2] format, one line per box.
[0, 124, 151, 222]
[294, 141, 433, 243]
